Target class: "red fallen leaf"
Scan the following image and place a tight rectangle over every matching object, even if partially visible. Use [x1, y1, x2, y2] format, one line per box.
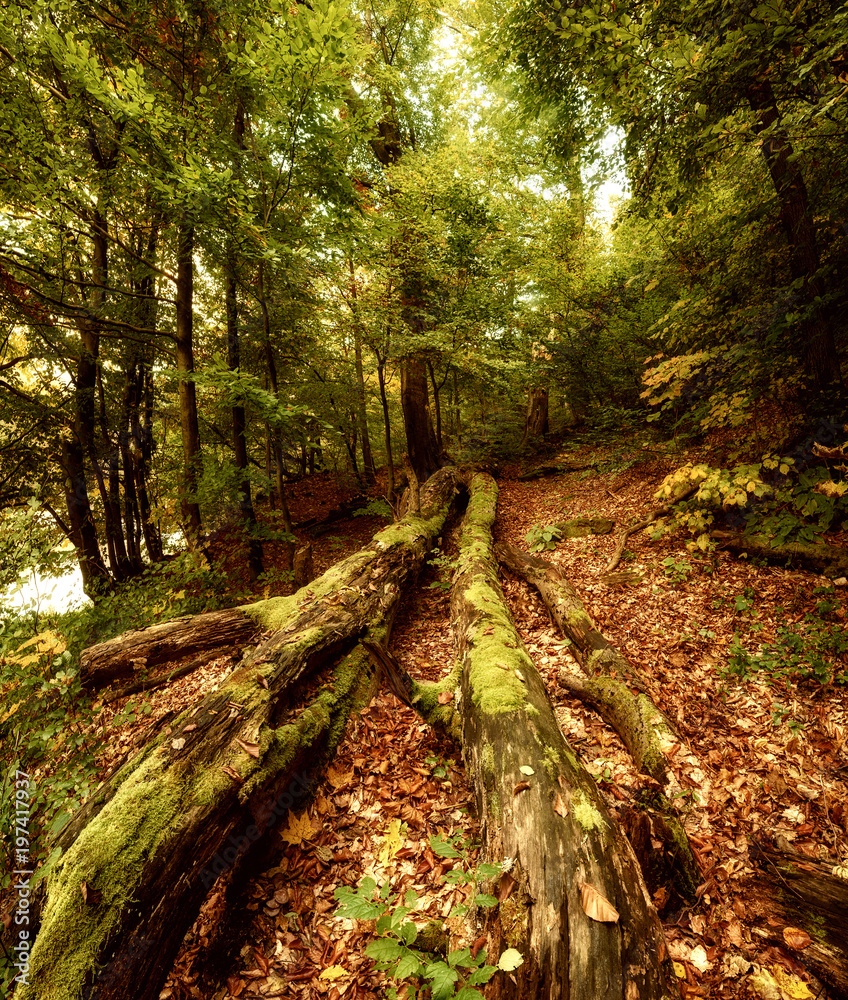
[227, 975, 246, 997]
[80, 882, 102, 906]
[513, 781, 531, 795]
[783, 926, 813, 950]
[235, 738, 260, 758]
[254, 947, 270, 975]
[498, 873, 517, 902]
[437, 691, 454, 704]
[470, 935, 488, 958]
[221, 765, 244, 785]
[553, 792, 569, 818]
[258, 674, 269, 689]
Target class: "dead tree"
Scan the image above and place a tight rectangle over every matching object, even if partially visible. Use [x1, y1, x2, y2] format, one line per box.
[14, 469, 461, 1000]
[452, 472, 679, 1000]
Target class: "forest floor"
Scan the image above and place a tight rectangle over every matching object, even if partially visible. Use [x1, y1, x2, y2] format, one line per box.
[85, 436, 848, 1000]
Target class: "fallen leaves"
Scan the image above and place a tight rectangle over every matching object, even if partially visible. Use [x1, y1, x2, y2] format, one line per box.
[280, 811, 317, 846]
[579, 882, 620, 924]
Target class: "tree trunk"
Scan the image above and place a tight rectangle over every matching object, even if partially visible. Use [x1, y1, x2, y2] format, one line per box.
[59, 432, 109, 596]
[79, 609, 261, 689]
[226, 267, 264, 582]
[453, 472, 679, 1000]
[377, 353, 396, 501]
[711, 530, 848, 577]
[17, 469, 462, 1000]
[746, 78, 842, 391]
[743, 839, 848, 999]
[401, 356, 441, 484]
[521, 387, 549, 447]
[175, 220, 203, 544]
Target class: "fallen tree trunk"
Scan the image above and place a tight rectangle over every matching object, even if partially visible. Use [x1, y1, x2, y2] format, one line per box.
[453, 472, 679, 1000]
[711, 530, 848, 577]
[14, 469, 461, 1000]
[80, 609, 260, 688]
[495, 541, 700, 908]
[744, 839, 848, 999]
[518, 461, 595, 481]
[495, 542, 668, 780]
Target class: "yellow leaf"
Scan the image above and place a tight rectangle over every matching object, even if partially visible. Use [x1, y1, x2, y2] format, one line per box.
[498, 948, 524, 971]
[645, 278, 659, 291]
[378, 818, 405, 866]
[319, 966, 349, 981]
[673, 962, 686, 979]
[772, 965, 814, 999]
[280, 810, 317, 846]
[579, 882, 620, 923]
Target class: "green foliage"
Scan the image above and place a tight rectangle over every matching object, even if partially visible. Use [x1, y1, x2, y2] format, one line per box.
[525, 523, 563, 551]
[426, 550, 457, 592]
[333, 830, 508, 997]
[353, 498, 395, 521]
[0, 611, 99, 890]
[650, 456, 848, 548]
[660, 555, 693, 585]
[719, 592, 848, 686]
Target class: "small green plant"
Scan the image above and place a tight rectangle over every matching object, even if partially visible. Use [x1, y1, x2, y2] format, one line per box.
[425, 754, 454, 780]
[719, 593, 848, 686]
[660, 555, 692, 584]
[354, 498, 394, 520]
[333, 831, 512, 998]
[525, 523, 563, 551]
[426, 551, 456, 593]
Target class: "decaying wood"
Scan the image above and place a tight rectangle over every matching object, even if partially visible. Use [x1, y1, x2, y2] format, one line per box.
[80, 609, 260, 689]
[454, 472, 679, 1000]
[495, 542, 664, 775]
[554, 515, 615, 538]
[518, 461, 595, 481]
[102, 647, 240, 703]
[743, 840, 848, 999]
[605, 485, 699, 572]
[711, 530, 848, 577]
[18, 469, 462, 1000]
[292, 541, 315, 589]
[495, 540, 701, 907]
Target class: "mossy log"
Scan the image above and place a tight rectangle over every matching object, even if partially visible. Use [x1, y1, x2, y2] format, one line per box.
[494, 541, 700, 910]
[711, 530, 848, 577]
[454, 473, 679, 1000]
[744, 840, 848, 999]
[517, 461, 595, 481]
[555, 516, 615, 538]
[13, 470, 461, 1000]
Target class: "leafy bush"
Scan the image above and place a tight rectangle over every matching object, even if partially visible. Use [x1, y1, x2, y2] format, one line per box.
[0, 611, 100, 890]
[651, 455, 848, 548]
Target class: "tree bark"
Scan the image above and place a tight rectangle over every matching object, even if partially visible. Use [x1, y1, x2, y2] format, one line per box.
[453, 472, 679, 1000]
[79, 609, 261, 689]
[175, 220, 203, 544]
[743, 839, 848, 999]
[520, 387, 549, 447]
[401, 355, 441, 484]
[17, 469, 462, 1000]
[226, 266, 264, 582]
[711, 530, 848, 577]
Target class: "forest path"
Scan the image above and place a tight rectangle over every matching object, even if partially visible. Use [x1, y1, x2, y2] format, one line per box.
[121, 443, 846, 1000]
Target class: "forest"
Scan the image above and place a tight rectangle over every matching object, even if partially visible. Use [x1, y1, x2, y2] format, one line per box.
[0, 0, 847, 997]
